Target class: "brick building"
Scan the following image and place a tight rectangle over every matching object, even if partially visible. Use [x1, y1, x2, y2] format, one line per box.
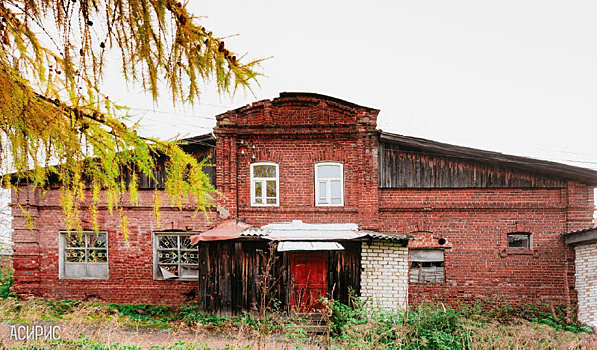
[10, 93, 597, 317]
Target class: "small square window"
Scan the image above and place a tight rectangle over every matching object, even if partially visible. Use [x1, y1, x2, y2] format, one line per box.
[60, 232, 108, 279]
[508, 233, 531, 249]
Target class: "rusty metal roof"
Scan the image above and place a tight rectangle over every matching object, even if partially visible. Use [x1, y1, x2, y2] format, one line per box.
[189, 219, 251, 244]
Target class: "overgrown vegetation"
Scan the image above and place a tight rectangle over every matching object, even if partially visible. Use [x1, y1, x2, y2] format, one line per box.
[0, 264, 12, 298]
[10, 337, 251, 350]
[0, 297, 594, 349]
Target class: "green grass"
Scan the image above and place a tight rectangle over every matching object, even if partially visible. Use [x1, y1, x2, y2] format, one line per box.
[0, 297, 594, 349]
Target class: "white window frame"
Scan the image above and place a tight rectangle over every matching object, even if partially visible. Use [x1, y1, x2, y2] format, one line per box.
[315, 162, 344, 206]
[250, 162, 279, 206]
[59, 231, 109, 280]
[153, 232, 199, 281]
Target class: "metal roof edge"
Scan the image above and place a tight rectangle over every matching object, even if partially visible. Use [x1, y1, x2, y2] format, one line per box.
[563, 227, 597, 246]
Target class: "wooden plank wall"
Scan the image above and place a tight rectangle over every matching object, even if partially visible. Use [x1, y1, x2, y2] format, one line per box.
[327, 241, 361, 304]
[379, 142, 565, 189]
[197, 240, 281, 316]
[197, 240, 362, 316]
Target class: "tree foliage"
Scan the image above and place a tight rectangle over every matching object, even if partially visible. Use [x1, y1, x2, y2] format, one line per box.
[0, 0, 261, 236]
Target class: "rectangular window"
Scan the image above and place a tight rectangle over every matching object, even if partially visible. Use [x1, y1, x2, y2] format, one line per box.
[508, 233, 531, 249]
[409, 249, 445, 283]
[59, 232, 108, 279]
[251, 163, 279, 206]
[315, 163, 344, 206]
[154, 233, 198, 280]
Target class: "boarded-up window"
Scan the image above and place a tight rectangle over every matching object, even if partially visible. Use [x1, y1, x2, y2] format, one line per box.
[154, 233, 198, 280]
[508, 232, 531, 249]
[59, 232, 108, 279]
[409, 249, 445, 283]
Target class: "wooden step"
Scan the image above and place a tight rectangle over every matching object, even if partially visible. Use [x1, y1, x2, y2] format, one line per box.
[290, 312, 329, 334]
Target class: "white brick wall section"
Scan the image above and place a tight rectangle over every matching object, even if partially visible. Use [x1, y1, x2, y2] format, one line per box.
[0, 189, 12, 256]
[360, 241, 408, 310]
[575, 243, 597, 327]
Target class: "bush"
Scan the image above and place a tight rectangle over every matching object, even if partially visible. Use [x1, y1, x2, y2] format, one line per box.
[0, 265, 14, 298]
[405, 303, 466, 349]
[329, 296, 367, 336]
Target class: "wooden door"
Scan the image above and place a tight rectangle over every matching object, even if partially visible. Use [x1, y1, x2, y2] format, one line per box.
[290, 253, 327, 312]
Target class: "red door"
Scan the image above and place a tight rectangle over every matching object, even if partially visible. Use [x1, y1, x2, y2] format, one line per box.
[290, 253, 327, 312]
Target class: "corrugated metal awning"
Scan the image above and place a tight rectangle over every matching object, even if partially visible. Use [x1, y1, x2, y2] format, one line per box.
[242, 220, 407, 242]
[277, 241, 344, 252]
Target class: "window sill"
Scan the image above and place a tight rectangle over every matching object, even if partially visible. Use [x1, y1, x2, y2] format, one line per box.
[154, 278, 199, 282]
[499, 248, 538, 258]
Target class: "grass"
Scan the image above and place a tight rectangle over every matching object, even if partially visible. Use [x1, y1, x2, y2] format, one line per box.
[0, 264, 13, 299]
[0, 285, 594, 349]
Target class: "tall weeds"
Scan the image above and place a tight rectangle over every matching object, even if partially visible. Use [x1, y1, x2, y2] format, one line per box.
[0, 264, 13, 298]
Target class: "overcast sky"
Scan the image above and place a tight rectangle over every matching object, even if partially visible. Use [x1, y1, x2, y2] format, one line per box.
[110, 0, 597, 171]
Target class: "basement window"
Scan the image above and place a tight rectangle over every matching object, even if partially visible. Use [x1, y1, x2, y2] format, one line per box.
[507, 232, 531, 249]
[409, 249, 445, 283]
[59, 232, 108, 279]
[153, 233, 198, 280]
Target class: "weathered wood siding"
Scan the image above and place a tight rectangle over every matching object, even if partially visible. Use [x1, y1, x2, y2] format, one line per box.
[136, 146, 216, 190]
[197, 240, 281, 316]
[379, 142, 565, 189]
[196, 240, 361, 316]
[327, 242, 361, 302]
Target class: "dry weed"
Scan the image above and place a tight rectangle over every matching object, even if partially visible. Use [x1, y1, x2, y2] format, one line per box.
[464, 318, 589, 350]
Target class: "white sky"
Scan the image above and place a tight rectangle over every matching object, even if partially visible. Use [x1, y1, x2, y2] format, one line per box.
[109, 1, 597, 172]
[2, 1, 597, 235]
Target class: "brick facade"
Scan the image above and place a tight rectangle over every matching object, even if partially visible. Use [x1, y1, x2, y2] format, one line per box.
[11, 186, 214, 304]
[573, 243, 597, 327]
[379, 186, 594, 307]
[9, 92, 597, 311]
[361, 242, 408, 309]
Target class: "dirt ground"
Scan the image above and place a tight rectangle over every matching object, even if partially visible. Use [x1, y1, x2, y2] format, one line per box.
[0, 322, 325, 349]
[1, 322, 596, 349]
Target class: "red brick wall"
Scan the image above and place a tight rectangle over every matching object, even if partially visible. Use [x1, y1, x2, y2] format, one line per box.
[11, 186, 215, 304]
[379, 184, 594, 307]
[214, 94, 380, 228]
